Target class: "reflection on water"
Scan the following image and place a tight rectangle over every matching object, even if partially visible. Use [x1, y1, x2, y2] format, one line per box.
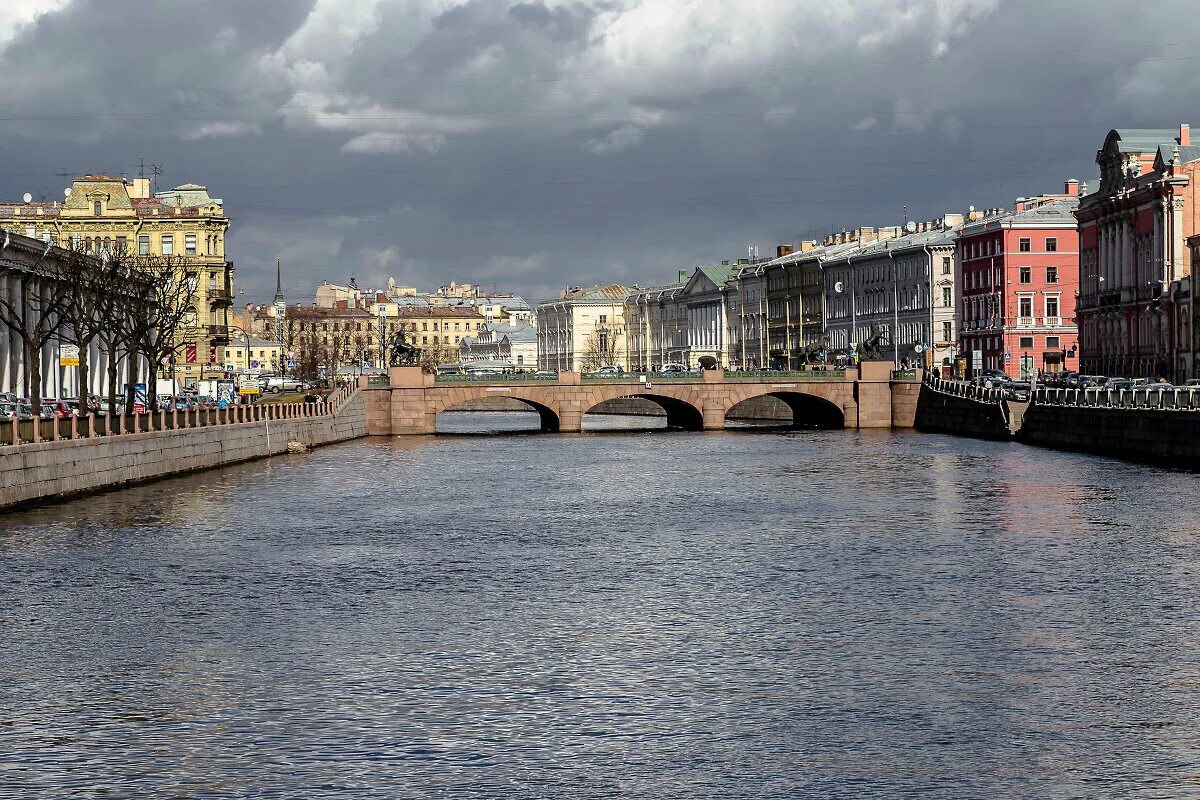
[2, 422, 1199, 798]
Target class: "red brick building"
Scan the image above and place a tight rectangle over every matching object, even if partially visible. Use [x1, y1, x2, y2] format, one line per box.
[957, 182, 1081, 379]
[1074, 125, 1200, 381]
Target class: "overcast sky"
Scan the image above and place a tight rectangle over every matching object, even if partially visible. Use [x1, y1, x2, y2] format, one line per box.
[1, 0, 1198, 304]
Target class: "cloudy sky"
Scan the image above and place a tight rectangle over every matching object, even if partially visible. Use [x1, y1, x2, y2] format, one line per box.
[1, 0, 1198, 304]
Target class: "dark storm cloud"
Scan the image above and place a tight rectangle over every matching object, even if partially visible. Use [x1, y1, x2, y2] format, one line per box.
[1, 0, 1198, 304]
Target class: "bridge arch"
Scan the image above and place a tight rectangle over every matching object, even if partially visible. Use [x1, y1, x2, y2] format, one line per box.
[434, 392, 561, 432]
[725, 390, 845, 429]
[582, 392, 705, 431]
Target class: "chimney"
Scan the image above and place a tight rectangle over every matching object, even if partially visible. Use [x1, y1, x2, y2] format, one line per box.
[1065, 179, 1079, 197]
[1015, 198, 1027, 213]
[776, 244, 795, 258]
[678, 269, 687, 283]
[800, 240, 817, 252]
[1180, 123, 1191, 147]
[129, 177, 151, 199]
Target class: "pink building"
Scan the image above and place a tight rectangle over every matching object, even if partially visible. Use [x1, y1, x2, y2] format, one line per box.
[1075, 125, 1200, 381]
[957, 182, 1082, 379]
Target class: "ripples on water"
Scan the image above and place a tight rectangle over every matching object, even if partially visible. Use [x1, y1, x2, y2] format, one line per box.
[2, 412, 1199, 798]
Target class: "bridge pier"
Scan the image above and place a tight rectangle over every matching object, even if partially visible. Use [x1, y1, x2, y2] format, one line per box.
[558, 409, 582, 433]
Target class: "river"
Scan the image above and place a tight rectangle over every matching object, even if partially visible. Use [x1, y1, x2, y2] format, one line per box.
[2, 413, 1198, 798]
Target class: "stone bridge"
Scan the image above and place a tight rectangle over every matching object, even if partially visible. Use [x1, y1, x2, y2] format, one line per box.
[362, 363, 920, 434]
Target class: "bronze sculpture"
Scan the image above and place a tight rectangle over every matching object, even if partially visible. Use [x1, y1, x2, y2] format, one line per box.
[387, 327, 423, 366]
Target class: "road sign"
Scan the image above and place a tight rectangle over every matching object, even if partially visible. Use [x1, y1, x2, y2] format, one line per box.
[250, 360, 260, 369]
[1004, 352, 1012, 362]
[913, 344, 924, 354]
[239, 386, 261, 396]
[971, 350, 983, 371]
[287, 359, 296, 370]
[59, 343, 80, 367]
[185, 342, 197, 364]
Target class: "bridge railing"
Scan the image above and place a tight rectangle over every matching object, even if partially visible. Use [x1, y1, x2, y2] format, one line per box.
[436, 373, 557, 385]
[891, 369, 920, 381]
[924, 374, 1007, 404]
[0, 386, 356, 448]
[724, 369, 847, 382]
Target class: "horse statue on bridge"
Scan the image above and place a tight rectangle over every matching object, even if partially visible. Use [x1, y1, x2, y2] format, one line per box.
[387, 327, 424, 367]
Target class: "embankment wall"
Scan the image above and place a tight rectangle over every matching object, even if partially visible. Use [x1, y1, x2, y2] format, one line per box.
[914, 383, 1010, 440]
[1019, 404, 1200, 463]
[1, 392, 367, 511]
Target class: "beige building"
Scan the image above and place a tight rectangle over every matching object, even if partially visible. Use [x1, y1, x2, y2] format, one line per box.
[537, 284, 631, 372]
[222, 337, 285, 373]
[0, 175, 234, 383]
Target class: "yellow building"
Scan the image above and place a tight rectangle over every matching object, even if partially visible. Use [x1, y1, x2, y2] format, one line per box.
[222, 337, 285, 373]
[0, 174, 234, 382]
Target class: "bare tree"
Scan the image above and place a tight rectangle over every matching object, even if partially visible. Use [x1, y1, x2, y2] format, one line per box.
[58, 244, 127, 413]
[122, 255, 199, 411]
[580, 325, 619, 372]
[0, 235, 73, 410]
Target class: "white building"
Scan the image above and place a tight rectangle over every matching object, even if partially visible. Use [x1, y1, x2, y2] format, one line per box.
[536, 284, 630, 372]
[0, 231, 148, 401]
[458, 318, 538, 370]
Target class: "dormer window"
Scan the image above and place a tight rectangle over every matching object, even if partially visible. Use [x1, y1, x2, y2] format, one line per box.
[94, 200, 102, 216]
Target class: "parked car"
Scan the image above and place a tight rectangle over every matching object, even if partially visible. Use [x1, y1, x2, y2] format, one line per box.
[657, 363, 688, 373]
[1002, 381, 1031, 401]
[0, 401, 33, 421]
[532, 370, 557, 379]
[592, 365, 622, 375]
[977, 369, 1011, 388]
[263, 376, 303, 394]
[40, 400, 70, 418]
[466, 368, 502, 376]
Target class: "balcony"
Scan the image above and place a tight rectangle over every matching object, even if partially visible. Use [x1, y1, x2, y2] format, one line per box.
[1044, 316, 1062, 328]
[1017, 316, 1034, 328]
[208, 287, 233, 308]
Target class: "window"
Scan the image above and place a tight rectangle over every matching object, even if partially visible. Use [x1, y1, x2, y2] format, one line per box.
[599, 315, 608, 324]
[942, 286, 952, 307]
[422, 322, 428, 331]
[138, 234, 150, 255]
[942, 257, 951, 275]
[1046, 296, 1060, 318]
[1046, 237, 1058, 252]
[94, 200, 102, 216]
[443, 336, 449, 344]
[1019, 297, 1033, 317]
[1046, 266, 1058, 284]
[115, 236, 127, 254]
[1019, 267, 1031, 284]
[943, 321, 952, 342]
[1019, 237, 1031, 252]
[161, 235, 173, 255]
[1019, 336, 1035, 349]
[185, 234, 197, 255]
[1047, 336, 1061, 349]
[422, 336, 428, 344]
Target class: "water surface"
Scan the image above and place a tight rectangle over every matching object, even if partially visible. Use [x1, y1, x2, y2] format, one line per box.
[2, 416, 1198, 798]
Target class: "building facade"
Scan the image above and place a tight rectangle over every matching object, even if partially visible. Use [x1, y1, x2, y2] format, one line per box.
[537, 284, 630, 372]
[0, 176, 234, 384]
[1075, 125, 1200, 380]
[958, 185, 1081, 379]
[0, 230, 148, 401]
[458, 319, 538, 369]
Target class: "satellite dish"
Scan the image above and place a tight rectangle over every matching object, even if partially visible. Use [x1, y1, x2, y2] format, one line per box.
[905, 220, 917, 233]
[22, 193, 32, 204]
[64, 188, 72, 198]
[834, 281, 845, 293]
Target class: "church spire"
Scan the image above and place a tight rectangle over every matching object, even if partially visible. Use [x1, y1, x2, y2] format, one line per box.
[272, 256, 285, 305]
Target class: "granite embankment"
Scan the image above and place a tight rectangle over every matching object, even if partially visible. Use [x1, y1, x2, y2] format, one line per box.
[1, 391, 367, 511]
[913, 382, 1012, 440]
[1019, 403, 1200, 463]
[916, 379, 1200, 465]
